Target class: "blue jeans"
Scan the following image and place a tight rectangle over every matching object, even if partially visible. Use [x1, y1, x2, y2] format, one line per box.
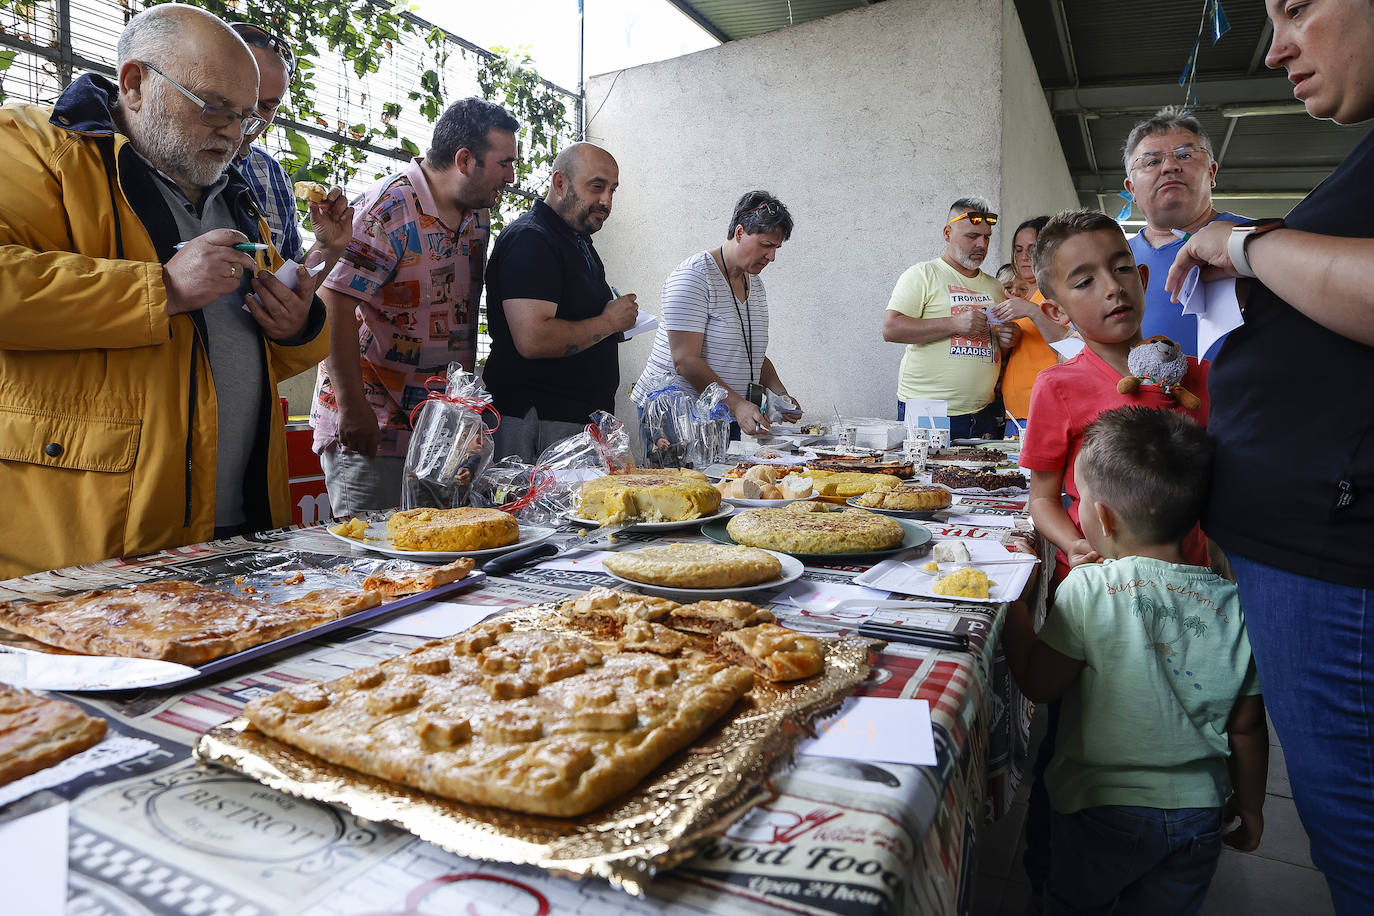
[1048, 805, 1222, 915]
[1229, 554, 1374, 914]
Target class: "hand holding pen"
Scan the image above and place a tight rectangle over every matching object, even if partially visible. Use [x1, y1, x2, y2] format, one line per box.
[164, 229, 261, 316]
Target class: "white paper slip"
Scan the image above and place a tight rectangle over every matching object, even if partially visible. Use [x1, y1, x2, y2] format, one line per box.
[1178, 266, 1244, 357]
[622, 310, 659, 339]
[367, 600, 497, 638]
[272, 257, 329, 292]
[800, 696, 936, 767]
[941, 513, 1016, 528]
[0, 799, 67, 916]
[983, 304, 1007, 326]
[1050, 336, 1086, 360]
[533, 551, 608, 573]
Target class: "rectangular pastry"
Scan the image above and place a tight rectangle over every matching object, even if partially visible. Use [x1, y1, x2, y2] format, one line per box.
[361, 558, 475, 596]
[717, 624, 824, 682]
[0, 683, 107, 785]
[243, 622, 755, 817]
[0, 582, 381, 664]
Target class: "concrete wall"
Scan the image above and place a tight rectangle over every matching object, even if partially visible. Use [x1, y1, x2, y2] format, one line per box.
[998, 0, 1079, 263]
[587, 0, 1076, 426]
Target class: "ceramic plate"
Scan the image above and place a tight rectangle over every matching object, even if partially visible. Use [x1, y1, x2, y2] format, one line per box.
[326, 521, 555, 561]
[602, 550, 805, 599]
[566, 507, 735, 532]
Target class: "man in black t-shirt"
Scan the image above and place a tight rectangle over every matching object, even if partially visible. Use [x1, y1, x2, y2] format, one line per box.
[484, 142, 639, 460]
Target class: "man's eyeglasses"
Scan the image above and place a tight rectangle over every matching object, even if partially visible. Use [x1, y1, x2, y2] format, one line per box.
[231, 23, 297, 76]
[949, 210, 998, 227]
[1130, 144, 1208, 173]
[140, 61, 267, 135]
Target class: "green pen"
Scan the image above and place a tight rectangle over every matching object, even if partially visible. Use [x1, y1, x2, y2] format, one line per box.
[173, 241, 270, 252]
[1170, 229, 1191, 242]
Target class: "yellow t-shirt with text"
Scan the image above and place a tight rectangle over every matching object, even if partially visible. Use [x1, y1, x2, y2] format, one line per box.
[887, 258, 1005, 415]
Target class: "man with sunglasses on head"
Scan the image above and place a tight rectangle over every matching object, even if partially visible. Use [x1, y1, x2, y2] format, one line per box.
[229, 22, 351, 273]
[1123, 106, 1245, 359]
[0, 3, 328, 578]
[310, 98, 519, 514]
[882, 197, 1020, 440]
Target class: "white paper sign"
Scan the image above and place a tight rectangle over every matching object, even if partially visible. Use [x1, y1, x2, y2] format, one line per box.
[902, 399, 949, 429]
[800, 696, 937, 767]
[1178, 266, 1245, 357]
[0, 800, 68, 915]
[1050, 336, 1086, 360]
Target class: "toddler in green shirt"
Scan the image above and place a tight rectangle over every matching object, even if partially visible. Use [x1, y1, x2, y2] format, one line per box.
[1003, 406, 1267, 915]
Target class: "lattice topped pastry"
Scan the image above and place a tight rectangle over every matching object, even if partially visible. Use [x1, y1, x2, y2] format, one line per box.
[666, 599, 777, 635]
[243, 621, 755, 817]
[717, 624, 825, 682]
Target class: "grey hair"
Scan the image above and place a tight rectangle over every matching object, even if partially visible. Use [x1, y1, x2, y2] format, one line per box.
[1122, 105, 1213, 172]
[115, 5, 187, 66]
[948, 196, 993, 218]
[726, 190, 793, 241]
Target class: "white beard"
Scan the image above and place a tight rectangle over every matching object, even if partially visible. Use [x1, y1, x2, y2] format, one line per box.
[126, 83, 235, 190]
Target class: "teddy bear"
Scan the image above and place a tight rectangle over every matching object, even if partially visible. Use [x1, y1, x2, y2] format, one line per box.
[1116, 335, 1201, 410]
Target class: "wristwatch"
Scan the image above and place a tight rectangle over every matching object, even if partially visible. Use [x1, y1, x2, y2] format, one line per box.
[1227, 218, 1285, 278]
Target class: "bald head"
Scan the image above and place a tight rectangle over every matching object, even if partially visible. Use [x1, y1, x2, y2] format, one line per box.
[549, 142, 618, 235]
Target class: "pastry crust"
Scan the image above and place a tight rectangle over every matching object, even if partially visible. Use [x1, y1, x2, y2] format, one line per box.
[386, 508, 519, 552]
[716, 624, 824, 682]
[806, 458, 915, 478]
[0, 683, 107, 785]
[602, 544, 781, 588]
[853, 485, 952, 511]
[558, 587, 678, 634]
[243, 622, 756, 817]
[578, 469, 721, 523]
[0, 582, 381, 664]
[361, 558, 476, 596]
[804, 469, 904, 498]
[726, 506, 905, 554]
[666, 599, 776, 635]
[293, 181, 327, 202]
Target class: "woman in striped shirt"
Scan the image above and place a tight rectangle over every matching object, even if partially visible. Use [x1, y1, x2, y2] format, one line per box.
[630, 190, 801, 435]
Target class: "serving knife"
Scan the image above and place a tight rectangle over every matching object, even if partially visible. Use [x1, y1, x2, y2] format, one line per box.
[0, 645, 199, 692]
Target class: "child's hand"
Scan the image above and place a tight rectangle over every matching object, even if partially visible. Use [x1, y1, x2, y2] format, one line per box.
[1066, 539, 1102, 567]
[1223, 796, 1264, 851]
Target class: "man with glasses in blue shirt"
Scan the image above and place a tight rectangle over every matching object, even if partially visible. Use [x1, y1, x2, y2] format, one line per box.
[0, 3, 328, 577]
[228, 22, 352, 273]
[1123, 107, 1245, 359]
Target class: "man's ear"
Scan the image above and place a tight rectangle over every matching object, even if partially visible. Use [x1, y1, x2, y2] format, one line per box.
[550, 169, 567, 198]
[943, 224, 952, 245]
[1040, 297, 1070, 327]
[452, 147, 475, 176]
[1138, 262, 1150, 293]
[1123, 174, 1135, 200]
[118, 59, 146, 112]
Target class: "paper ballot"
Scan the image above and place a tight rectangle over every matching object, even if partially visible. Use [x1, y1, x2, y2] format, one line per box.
[273, 258, 328, 291]
[1178, 266, 1245, 356]
[622, 309, 659, 339]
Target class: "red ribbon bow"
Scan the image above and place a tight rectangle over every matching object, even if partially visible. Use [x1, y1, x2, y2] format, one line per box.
[407, 375, 501, 430]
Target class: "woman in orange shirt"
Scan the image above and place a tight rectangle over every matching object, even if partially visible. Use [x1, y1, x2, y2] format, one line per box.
[994, 216, 1071, 435]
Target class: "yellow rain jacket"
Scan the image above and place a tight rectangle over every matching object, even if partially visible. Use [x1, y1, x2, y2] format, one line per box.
[0, 75, 328, 579]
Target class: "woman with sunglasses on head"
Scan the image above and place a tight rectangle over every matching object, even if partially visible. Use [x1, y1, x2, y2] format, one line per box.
[1163, 2, 1374, 910]
[630, 190, 802, 437]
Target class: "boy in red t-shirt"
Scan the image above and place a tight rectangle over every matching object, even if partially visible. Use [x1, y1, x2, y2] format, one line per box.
[1015, 209, 1212, 906]
[1019, 210, 1211, 586]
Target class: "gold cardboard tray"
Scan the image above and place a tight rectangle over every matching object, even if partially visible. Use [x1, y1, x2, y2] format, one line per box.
[194, 603, 873, 894]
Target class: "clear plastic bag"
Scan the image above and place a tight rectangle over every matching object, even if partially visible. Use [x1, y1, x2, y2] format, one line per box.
[400, 364, 497, 509]
[638, 374, 698, 468]
[689, 383, 732, 468]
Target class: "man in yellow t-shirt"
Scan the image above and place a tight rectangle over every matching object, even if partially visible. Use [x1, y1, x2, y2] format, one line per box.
[995, 216, 1074, 433]
[882, 197, 1020, 439]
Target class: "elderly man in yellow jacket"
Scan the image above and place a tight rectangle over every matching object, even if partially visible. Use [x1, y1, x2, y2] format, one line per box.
[0, 4, 329, 579]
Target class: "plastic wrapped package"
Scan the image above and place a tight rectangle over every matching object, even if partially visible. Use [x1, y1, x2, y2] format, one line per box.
[637, 374, 698, 468]
[400, 364, 497, 509]
[469, 458, 563, 527]
[689, 383, 732, 468]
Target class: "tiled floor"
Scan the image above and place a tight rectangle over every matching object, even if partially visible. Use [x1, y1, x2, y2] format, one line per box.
[970, 711, 1334, 915]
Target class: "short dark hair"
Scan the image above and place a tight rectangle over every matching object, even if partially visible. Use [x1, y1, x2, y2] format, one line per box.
[1014, 215, 1050, 239]
[1078, 407, 1214, 546]
[428, 98, 519, 169]
[1123, 105, 1213, 172]
[1030, 208, 1126, 297]
[727, 190, 793, 241]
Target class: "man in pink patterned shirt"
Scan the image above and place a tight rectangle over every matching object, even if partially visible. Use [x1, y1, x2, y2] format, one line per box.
[311, 98, 518, 513]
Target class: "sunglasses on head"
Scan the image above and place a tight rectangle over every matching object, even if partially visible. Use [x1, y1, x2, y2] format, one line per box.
[949, 210, 998, 227]
[232, 23, 297, 76]
[740, 200, 781, 219]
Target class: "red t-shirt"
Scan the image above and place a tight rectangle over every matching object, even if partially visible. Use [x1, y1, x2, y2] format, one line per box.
[1019, 346, 1211, 583]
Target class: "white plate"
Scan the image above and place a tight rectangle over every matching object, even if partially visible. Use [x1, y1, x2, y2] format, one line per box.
[721, 491, 818, 509]
[566, 507, 736, 532]
[603, 550, 804, 599]
[327, 520, 555, 560]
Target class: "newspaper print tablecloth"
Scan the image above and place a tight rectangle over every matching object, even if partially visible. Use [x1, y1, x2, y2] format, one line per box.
[1, 505, 1043, 916]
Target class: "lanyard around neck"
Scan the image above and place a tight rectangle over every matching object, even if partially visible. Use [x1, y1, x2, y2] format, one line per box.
[714, 247, 754, 384]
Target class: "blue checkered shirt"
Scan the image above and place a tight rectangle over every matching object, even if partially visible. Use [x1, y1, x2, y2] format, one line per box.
[236, 145, 304, 262]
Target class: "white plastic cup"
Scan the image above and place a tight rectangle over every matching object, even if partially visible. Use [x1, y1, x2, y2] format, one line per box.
[928, 428, 950, 450]
[903, 438, 929, 465]
[837, 425, 858, 448]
